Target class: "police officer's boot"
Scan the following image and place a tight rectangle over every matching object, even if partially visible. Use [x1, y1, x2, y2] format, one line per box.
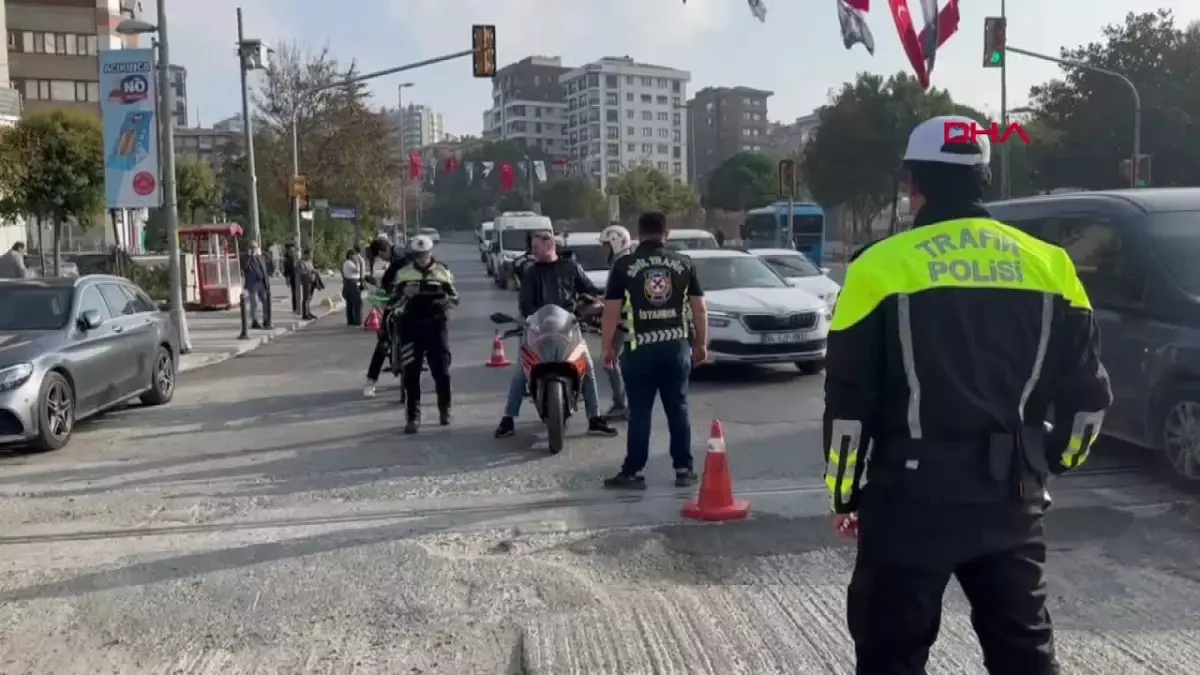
[404, 408, 421, 435]
[439, 407, 452, 426]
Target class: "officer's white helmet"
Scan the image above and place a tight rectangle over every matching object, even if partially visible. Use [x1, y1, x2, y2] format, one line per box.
[903, 114, 992, 167]
[599, 225, 632, 253]
[410, 235, 435, 253]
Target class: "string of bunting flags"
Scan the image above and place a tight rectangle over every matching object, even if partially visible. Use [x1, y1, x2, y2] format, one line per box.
[406, 151, 565, 190]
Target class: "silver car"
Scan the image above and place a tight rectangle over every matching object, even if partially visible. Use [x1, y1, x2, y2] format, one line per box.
[0, 275, 179, 451]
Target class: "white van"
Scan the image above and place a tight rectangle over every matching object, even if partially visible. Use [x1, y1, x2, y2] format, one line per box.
[489, 212, 553, 289]
[478, 221, 494, 264]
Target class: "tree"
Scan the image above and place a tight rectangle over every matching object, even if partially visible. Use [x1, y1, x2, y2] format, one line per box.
[537, 177, 606, 220]
[176, 157, 222, 225]
[606, 167, 691, 218]
[705, 152, 776, 211]
[1026, 10, 1200, 190]
[0, 110, 103, 275]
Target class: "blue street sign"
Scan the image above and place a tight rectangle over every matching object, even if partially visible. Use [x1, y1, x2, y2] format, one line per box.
[329, 206, 357, 220]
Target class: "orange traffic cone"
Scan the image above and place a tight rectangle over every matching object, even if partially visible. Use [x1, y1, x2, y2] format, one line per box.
[682, 420, 750, 522]
[484, 330, 511, 367]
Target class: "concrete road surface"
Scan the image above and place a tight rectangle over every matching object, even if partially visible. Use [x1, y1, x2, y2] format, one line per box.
[2, 244, 1199, 674]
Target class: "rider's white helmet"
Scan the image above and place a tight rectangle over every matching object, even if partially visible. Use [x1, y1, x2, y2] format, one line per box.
[410, 235, 434, 253]
[599, 225, 632, 255]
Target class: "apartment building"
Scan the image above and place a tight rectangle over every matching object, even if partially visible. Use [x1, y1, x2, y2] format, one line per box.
[5, 0, 142, 116]
[765, 113, 820, 157]
[167, 63, 185, 127]
[482, 55, 570, 155]
[174, 126, 242, 171]
[390, 103, 444, 151]
[686, 86, 771, 193]
[561, 56, 690, 191]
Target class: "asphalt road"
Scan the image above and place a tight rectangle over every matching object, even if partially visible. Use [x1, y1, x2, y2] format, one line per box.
[2, 244, 1199, 674]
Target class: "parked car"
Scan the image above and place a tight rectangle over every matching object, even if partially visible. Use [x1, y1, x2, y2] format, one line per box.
[478, 221, 495, 264]
[418, 227, 440, 243]
[0, 275, 179, 451]
[988, 187, 1200, 479]
[748, 248, 840, 310]
[561, 231, 611, 290]
[665, 229, 719, 251]
[681, 249, 829, 372]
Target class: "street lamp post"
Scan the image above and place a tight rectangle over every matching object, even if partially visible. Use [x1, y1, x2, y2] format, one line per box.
[117, 2, 190, 352]
[397, 82, 413, 239]
[235, 8, 271, 243]
[999, 0, 1010, 199]
[288, 49, 473, 251]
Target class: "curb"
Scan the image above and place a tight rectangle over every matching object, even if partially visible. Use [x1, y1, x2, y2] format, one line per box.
[178, 294, 345, 373]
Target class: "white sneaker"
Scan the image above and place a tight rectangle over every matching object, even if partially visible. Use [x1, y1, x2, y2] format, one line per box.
[363, 381, 377, 398]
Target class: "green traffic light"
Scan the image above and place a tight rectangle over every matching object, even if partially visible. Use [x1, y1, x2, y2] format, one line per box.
[989, 51, 1003, 65]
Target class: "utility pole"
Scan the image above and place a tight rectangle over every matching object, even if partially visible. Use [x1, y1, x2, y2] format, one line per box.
[156, 0, 190, 351]
[999, 0, 1010, 199]
[236, 8, 262, 243]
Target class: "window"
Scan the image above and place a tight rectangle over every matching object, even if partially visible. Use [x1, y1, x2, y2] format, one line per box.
[607, 160, 621, 174]
[672, 97, 680, 107]
[587, 73, 599, 88]
[673, 113, 681, 125]
[606, 126, 619, 139]
[657, 161, 668, 171]
[672, 81, 681, 93]
[626, 76, 634, 85]
[657, 95, 668, 105]
[657, 78, 668, 88]
[607, 143, 620, 157]
[657, 112, 668, 121]
[32, 32, 44, 53]
[673, 130, 682, 143]
[0, 286, 73, 330]
[1056, 217, 1144, 306]
[605, 93, 618, 106]
[642, 77, 653, 86]
[642, 111, 652, 120]
[641, 143, 653, 154]
[673, 146, 681, 159]
[55, 33, 68, 54]
[627, 143, 637, 152]
[625, 92, 634, 102]
[606, 75, 618, 88]
[657, 128, 669, 138]
[657, 143, 669, 154]
[642, 127, 652, 137]
[606, 109, 619, 123]
[87, 36, 98, 54]
[641, 94, 652, 104]
[76, 286, 112, 324]
[626, 126, 635, 135]
[127, 287, 158, 313]
[673, 162, 682, 176]
[6, 31, 15, 50]
[625, 109, 633, 119]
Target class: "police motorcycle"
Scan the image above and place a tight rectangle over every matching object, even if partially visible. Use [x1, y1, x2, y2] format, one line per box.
[489, 298, 599, 454]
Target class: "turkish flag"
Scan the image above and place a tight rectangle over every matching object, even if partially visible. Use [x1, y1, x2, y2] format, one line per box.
[500, 162, 515, 191]
[887, 0, 959, 89]
[845, 0, 868, 9]
[408, 152, 422, 181]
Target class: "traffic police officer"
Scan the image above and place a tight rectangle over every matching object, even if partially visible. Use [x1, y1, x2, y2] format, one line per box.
[823, 115, 1112, 674]
[599, 224, 634, 419]
[385, 235, 458, 434]
[601, 212, 708, 489]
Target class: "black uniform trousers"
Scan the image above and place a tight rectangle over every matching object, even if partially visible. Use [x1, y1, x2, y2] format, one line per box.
[398, 317, 451, 416]
[848, 491, 1058, 675]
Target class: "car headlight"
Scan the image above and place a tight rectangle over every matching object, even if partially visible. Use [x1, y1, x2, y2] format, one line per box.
[0, 363, 34, 391]
[708, 310, 736, 328]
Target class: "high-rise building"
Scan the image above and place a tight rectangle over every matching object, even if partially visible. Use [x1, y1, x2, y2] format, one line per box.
[686, 86, 772, 194]
[765, 113, 820, 158]
[560, 56, 690, 191]
[482, 55, 570, 156]
[5, 0, 143, 116]
[167, 64, 186, 128]
[391, 103, 444, 151]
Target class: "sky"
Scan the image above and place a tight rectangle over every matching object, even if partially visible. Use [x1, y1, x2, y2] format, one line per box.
[147, 0, 1198, 137]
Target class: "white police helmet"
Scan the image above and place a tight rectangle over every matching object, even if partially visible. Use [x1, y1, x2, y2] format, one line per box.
[904, 114, 992, 167]
[410, 235, 434, 253]
[599, 224, 632, 254]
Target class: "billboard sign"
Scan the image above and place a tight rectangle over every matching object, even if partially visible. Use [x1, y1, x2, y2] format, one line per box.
[329, 206, 357, 220]
[99, 49, 161, 209]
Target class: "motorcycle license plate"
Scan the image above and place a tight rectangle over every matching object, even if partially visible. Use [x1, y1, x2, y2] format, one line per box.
[762, 331, 809, 344]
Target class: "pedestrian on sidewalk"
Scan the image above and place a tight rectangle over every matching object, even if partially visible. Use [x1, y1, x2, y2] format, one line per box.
[0, 242, 28, 279]
[296, 250, 324, 320]
[341, 249, 364, 326]
[282, 243, 298, 312]
[600, 212, 707, 489]
[241, 240, 272, 329]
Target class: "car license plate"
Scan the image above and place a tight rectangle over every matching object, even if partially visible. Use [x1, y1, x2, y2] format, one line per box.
[763, 331, 808, 344]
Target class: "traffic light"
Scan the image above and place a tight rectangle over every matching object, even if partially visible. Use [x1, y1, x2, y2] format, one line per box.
[983, 17, 1006, 68]
[778, 159, 796, 198]
[472, 25, 496, 78]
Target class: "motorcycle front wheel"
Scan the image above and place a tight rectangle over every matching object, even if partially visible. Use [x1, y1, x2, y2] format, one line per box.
[543, 380, 566, 454]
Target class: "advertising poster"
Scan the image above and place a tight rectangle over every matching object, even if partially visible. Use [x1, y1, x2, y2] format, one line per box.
[99, 49, 161, 209]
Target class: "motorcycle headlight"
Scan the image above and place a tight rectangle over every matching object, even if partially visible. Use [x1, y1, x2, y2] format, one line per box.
[0, 363, 34, 391]
[708, 311, 735, 328]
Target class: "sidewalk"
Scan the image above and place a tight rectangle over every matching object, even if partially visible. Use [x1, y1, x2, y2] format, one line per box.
[179, 275, 345, 373]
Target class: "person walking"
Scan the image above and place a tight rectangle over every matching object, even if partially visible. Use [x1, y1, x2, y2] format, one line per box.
[824, 115, 1112, 675]
[295, 250, 323, 320]
[341, 249, 364, 326]
[600, 212, 707, 489]
[0, 242, 28, 279]
[240, 240, 272, 329]
[597, 224, 633, 419]
[282, 243, 298, 312]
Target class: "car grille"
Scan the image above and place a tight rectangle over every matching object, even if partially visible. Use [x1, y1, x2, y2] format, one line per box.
[711, 339, 826, 355]
[742, 312, 818, 332]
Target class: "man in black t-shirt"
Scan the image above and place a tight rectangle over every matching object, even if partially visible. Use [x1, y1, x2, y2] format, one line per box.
[600, 212, 708, 489]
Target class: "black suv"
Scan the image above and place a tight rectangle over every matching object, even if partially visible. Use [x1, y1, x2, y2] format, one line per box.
[988, 188, 1200, 480]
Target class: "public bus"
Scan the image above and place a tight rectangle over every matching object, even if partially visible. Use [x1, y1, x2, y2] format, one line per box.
[741, 201, 827, 263]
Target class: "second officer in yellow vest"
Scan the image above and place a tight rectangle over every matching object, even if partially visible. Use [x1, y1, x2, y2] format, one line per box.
[823, 115, 1112, 675]
[384, 235, 458, 434]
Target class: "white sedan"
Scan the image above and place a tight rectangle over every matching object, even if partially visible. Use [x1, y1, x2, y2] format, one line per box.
[748, 248, 840, 310]
[683, 249, 829, 372]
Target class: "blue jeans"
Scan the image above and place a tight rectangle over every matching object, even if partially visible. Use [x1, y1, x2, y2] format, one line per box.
[504, 355, 601, 419]
[621, 340, 693, 475]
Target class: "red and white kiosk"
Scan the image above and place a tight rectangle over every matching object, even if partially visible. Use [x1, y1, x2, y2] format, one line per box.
[180, 223, 244, 310]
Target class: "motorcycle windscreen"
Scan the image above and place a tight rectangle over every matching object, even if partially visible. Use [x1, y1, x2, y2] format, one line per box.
[524, 305, 583, 362]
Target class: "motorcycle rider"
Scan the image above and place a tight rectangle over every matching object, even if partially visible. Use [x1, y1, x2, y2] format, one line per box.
[598, 224, 633, 419]
[494, 230, 618, 439]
